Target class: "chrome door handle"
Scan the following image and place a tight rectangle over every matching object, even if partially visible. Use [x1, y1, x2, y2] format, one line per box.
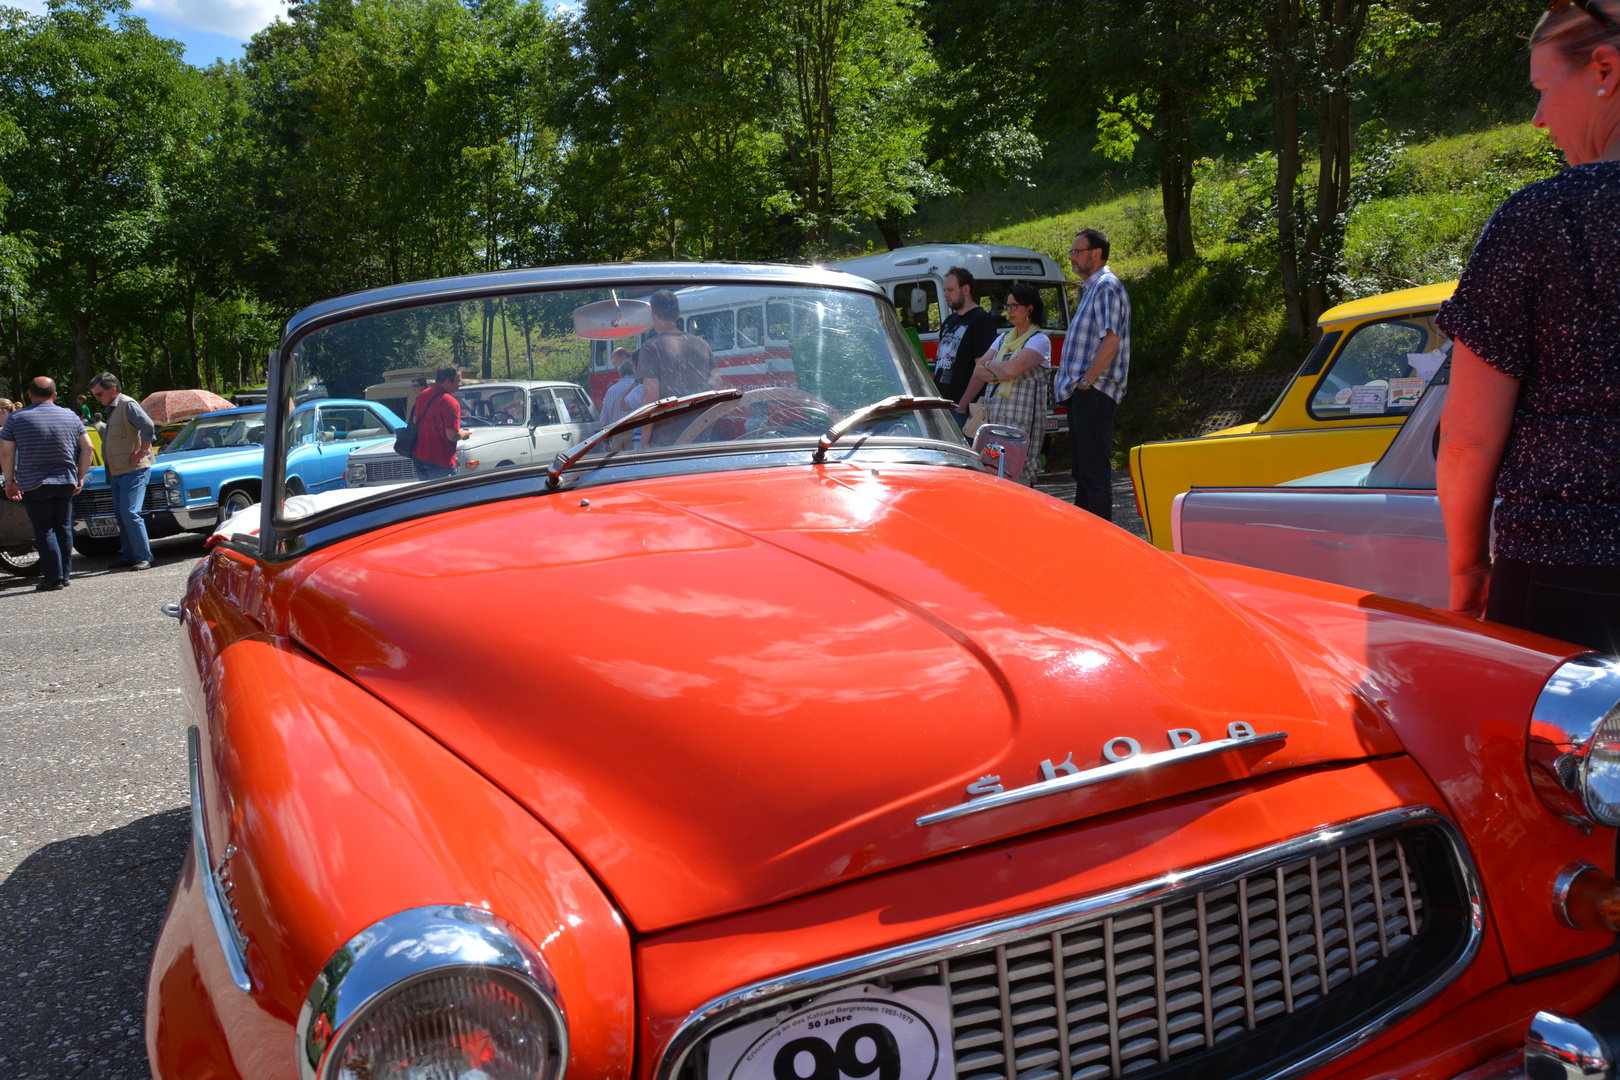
[561, 433, 571, 442]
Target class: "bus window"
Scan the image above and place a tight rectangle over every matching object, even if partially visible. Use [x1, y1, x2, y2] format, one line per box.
[689, 309, 736, 352]
[592, 341, 612, 370]
[738, 307, 764, 349]
[894, 281, 939, 335]
[984, 282, 1070, 332]
[766, 302, 792, 342]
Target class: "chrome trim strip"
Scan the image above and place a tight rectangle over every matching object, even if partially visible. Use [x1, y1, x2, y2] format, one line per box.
[295, 904, 569, 1080]
[654, 805, 1483, 1080]
[916, 731, 1288, 826]
[188, 725, 252, 994]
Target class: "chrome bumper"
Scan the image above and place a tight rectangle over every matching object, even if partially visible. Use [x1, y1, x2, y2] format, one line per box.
[1449, 981, 1620, 1080]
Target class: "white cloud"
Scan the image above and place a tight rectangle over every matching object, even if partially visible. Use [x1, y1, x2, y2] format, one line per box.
[131, 0, 284, 40]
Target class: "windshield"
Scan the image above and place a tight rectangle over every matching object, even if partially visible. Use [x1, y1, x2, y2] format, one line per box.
[163, 412, 266, 454]
[272, 281, 957, 533]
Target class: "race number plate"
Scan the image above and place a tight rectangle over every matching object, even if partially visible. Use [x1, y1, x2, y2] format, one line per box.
[87, 517, 119, 537]
[705, 984, 956, 1080]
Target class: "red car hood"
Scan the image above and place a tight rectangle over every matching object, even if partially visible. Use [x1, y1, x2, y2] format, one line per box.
[288, 464, 1399, 931]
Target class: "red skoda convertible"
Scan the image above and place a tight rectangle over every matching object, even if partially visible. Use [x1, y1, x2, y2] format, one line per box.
[149, 264, 1620, 1080]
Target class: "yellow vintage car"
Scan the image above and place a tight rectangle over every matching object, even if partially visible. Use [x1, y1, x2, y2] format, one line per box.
[1129, 280, 1455, 549]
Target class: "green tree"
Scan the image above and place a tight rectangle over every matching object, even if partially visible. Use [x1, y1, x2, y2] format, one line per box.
[0, 0, 206, 392]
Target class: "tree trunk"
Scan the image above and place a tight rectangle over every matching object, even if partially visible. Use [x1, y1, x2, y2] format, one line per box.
[1269, 0, 1309, 340]
[876, 215, 904, 251]
[68, 315, 97, 396]
[1160, 152, 1196, 266]
[185, 287, 203, 388]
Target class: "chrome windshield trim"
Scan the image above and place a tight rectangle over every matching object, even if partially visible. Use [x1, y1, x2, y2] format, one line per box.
[188, 725, 252, 994]
[654, 805, 1482, 1080]
[916, 730, 1288, 826]
[295, 904, 569, 1080]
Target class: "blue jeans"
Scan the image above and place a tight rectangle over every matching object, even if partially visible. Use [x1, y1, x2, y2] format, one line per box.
[22, 483, 75, 582]
[109, 468, 154, 564]
[412, 458, 455, 482]
[1062, 388, 1116, 521]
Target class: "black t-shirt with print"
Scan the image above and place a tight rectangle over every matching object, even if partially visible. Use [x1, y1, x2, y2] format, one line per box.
[932, 306, 997, 405]
[1436, 161, 1620, 566]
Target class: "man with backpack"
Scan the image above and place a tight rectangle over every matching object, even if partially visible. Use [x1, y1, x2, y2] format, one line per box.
[406, 366, 470, 481]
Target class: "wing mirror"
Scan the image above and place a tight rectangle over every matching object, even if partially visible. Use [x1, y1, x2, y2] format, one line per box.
[318, 430, 335, 444]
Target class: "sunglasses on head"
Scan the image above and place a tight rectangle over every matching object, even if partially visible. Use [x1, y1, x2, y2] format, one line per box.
[1549, 0, 1619, 30]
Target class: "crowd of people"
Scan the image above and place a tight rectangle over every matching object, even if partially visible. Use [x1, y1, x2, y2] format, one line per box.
[4, 0, 1617, 657]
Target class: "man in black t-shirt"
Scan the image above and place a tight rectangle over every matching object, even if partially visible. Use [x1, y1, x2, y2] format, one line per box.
[932, 267, 996, 423]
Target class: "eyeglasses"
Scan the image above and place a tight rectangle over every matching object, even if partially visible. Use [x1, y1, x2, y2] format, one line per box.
[1549, 0, 1619, 31]
[1004, 299, 1027, 309]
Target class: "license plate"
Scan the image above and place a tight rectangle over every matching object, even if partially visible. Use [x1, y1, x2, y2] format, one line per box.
[1045, 414, 1062, 431]
[87, 516, 119, 537]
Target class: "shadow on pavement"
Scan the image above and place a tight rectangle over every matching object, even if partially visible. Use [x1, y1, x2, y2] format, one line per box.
[0, 808, 188, 1079]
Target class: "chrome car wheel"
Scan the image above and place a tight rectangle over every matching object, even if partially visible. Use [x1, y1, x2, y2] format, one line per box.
[0, 547, 42, 577]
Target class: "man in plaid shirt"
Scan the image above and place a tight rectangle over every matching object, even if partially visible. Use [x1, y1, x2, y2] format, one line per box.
[1053, 228, 1131, 520]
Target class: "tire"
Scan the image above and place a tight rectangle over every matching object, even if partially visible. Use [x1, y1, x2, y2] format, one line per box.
[73, 533, 122, 558]
[285, 477, 307, 497]
[0, 547, 42, 577]
[221, 487, 257, 516]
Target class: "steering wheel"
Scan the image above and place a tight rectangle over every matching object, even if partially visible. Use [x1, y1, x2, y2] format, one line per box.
[674, 387, 843, 445]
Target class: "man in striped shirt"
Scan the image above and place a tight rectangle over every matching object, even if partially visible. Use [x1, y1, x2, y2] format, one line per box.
[1053, 228, 1132, 521]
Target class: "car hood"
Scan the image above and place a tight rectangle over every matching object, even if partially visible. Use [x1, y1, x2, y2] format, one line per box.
[156, 444, 257, 465]
[287, 463, 1400, 931]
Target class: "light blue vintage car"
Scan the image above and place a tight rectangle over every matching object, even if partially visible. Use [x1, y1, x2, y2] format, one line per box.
[72, 398, 402, 554]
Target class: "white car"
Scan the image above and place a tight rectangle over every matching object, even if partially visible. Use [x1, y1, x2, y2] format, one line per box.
[345, 380, 597, 486]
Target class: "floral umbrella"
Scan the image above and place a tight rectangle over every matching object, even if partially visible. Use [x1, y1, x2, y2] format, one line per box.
[138, 389, 235, 426]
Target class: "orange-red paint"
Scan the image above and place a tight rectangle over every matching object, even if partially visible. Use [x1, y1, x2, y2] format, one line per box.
[150, 461, 1619, 1080]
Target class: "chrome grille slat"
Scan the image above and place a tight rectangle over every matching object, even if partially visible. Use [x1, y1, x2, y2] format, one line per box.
[927, 836, 1429, 1080]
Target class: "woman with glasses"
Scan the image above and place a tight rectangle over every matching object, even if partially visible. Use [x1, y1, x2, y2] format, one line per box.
[956, 280, 1052, 485]
[1437, 0, 1620, 651]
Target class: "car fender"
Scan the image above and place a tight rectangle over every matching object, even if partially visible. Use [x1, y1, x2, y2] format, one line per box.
[1183, 553, 1619, 978]
[148, 552, 633, 1080]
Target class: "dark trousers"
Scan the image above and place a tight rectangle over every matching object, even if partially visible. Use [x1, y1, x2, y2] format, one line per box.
[22, 483, 75, 583]
[412, 458, 455, 482]
[1488, 557, 1620, 655]
[1063, 388, 1116, 521]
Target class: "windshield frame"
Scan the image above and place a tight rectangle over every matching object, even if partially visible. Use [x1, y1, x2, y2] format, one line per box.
[257, 264, 973, 560]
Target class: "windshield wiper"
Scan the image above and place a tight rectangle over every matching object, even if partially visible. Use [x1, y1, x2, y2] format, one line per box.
[812, 395, 957, 463]
[545, 388, 742, 489]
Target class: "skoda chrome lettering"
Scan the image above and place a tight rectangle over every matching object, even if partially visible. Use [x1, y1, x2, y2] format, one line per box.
[918, 724, 1287, 827]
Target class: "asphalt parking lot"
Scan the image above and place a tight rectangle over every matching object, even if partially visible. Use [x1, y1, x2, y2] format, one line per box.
[0, 533, 204, 1080]
[0, 470, 1142, 1079]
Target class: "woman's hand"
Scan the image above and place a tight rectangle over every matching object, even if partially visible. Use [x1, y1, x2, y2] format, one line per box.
[1449, 568, 1491, 619]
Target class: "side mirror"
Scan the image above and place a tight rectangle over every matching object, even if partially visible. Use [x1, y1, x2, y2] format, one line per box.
[318, 430, 335, 444]
[910, 288, 928, 314]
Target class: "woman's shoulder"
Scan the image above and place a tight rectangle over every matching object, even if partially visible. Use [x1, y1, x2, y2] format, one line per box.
[1494, 162, 1620, 223]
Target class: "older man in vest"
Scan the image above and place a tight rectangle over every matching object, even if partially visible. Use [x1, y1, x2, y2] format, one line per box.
[88, 373, 156, 570]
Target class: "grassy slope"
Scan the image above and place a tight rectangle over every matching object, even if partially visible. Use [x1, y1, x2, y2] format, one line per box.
[901, 123, 1560, 454]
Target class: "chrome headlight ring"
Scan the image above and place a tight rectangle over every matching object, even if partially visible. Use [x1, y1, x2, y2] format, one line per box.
[1528, 654, 1620, 831]
[296, 905, 568, 1080]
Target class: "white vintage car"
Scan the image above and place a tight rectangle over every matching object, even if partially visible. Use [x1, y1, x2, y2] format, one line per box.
[345, 379, 597, 486]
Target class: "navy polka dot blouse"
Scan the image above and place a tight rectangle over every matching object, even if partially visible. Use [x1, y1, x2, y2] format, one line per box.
[1437, 161, 1620, 567]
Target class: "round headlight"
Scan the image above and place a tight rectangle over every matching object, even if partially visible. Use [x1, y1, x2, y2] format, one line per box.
[1582, 709, 1620, 826]
[1529, 655, 1620, 829]
[329, 969, 561, 1080]
[163, 470, 181, 488]
[299, 906, 567, 1080]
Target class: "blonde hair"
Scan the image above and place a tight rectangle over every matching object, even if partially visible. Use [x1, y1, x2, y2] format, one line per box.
[1531, 0, 1620, 63]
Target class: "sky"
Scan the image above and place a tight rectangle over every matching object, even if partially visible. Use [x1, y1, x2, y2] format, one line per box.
[10, 0, 283, 66]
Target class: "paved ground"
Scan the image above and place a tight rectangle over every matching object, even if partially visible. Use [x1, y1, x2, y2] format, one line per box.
[0, 534, 205, 1080]
[0, 468, 1143, 1079]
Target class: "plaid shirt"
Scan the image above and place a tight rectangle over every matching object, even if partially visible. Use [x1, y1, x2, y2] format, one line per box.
[1054, 266, 1131, 404]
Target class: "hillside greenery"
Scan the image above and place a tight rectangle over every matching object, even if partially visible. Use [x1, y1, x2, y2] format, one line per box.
[0, 0, 1565, 446]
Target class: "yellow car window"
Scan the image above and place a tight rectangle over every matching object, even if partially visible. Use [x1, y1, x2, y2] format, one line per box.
[1308, 315, 1451, 421]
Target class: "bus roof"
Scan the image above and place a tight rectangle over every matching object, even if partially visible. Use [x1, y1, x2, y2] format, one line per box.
[825, 243, 1064, 286]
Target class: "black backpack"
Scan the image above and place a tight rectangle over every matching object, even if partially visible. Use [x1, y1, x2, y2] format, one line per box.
[393, 388, 444, 457]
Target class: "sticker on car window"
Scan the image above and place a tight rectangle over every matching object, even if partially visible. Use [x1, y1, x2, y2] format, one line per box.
[1349, 385, 1388, 414]
[705, 983, 956, 1080]
[1407, 349, 1447, 381]
[1387, 377, 1427, 408]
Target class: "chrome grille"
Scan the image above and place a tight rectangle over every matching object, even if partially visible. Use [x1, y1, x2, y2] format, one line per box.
[358, 455, 414, 483]
[665, 813, 1476, 1080]
[73, 483, 166, 517]
[933, 838, 1420, 1080]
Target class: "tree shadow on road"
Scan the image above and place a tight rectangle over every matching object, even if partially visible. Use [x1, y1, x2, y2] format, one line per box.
[0, 809, 188, 1079]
